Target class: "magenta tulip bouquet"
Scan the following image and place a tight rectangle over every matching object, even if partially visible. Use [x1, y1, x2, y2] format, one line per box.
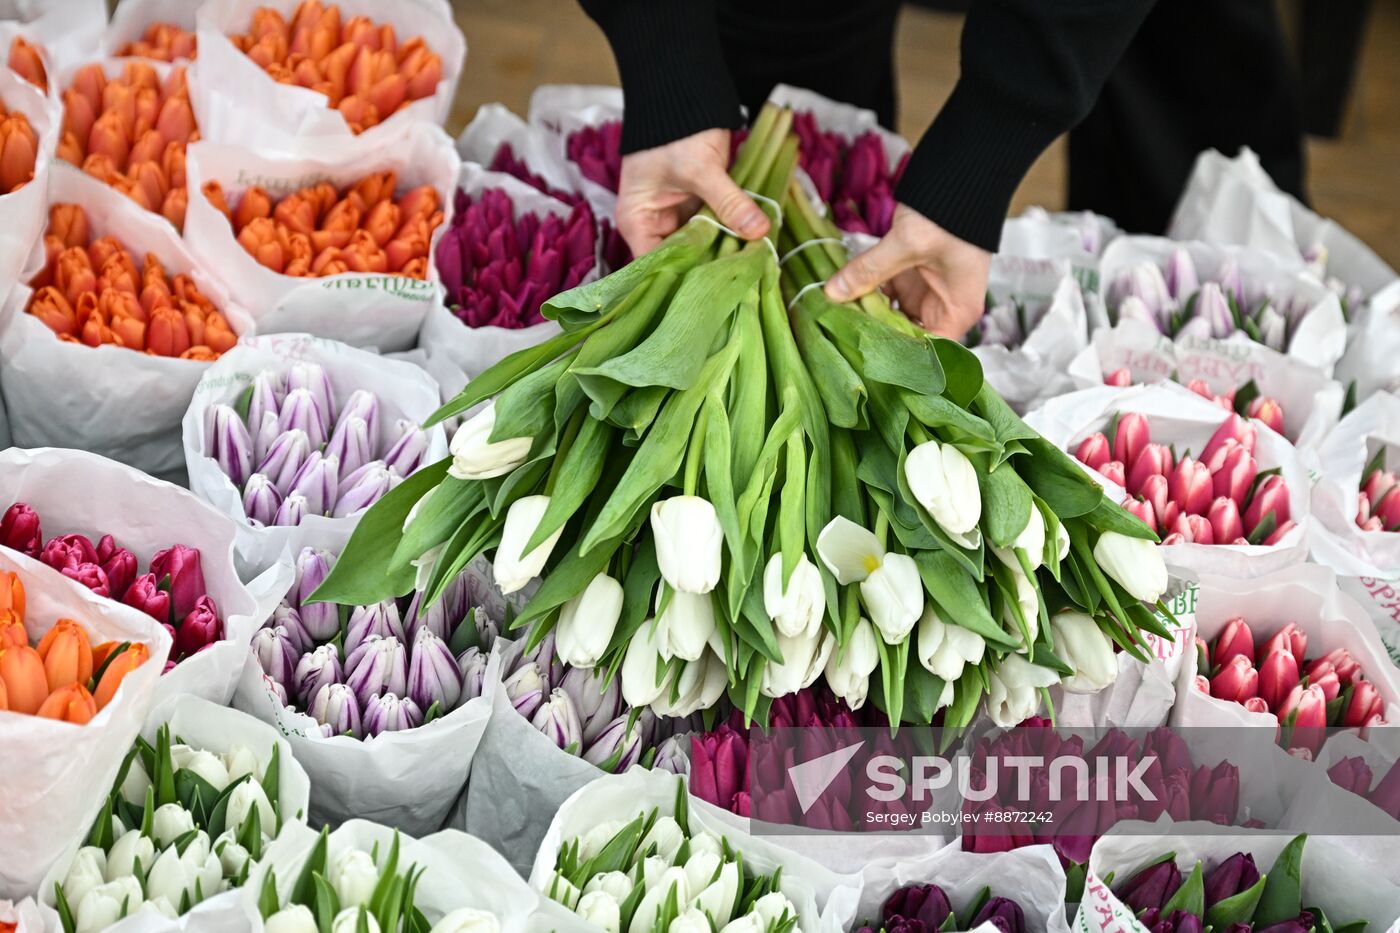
[857, 884, 1026, 933]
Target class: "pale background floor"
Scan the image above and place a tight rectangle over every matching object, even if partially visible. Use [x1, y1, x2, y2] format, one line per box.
[448, 0, 1400, 269]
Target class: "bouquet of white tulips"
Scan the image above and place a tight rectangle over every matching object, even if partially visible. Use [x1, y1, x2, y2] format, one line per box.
[46, 696, 308, 933]
[315, 103, 1176, 732]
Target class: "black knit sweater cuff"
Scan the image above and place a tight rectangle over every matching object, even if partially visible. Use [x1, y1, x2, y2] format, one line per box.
[895, 81, 1059, 253]
[591, 0, 744, 154]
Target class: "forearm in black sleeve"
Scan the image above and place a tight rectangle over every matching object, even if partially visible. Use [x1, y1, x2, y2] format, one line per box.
[578, 0, 744, 154]
[895, 0, 1159, 251]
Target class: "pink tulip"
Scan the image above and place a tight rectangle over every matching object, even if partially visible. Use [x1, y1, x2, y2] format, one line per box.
[1279, 683, 1327, 729]
[1100, 460, 1126, 487]
[1244, 475, 1291, 537]
[1161, 532, 1187, 545]
[1212, 444, 1258, 504]
[1210, 655, 1259, 702]
[1140, 474, 1170, 521]
[1263, 520, 1297, 545]
[1308, 648, 1361, 686]
[1104, 368, 1132, 387]
[1125, 498, 1156, 531]
[1075, 433, 1111, 471]
[1247, 396, 1285, 434]
[1207, 497, 1244, 543]
[1176, 513, 1214, 545]
[1258, 647, 1300, 711]
[1363, 470, 1398, 507]
[1343, 680, 1385, 728]
[1159, 500, 1180, 531]
[1261, 624, 1308, 665]
[1312, 670, 1342, 702]
[149, 544, 207, 621]
[1113, 413, 1151, 469]
[1376, 487, 1400, 530]
[1194, 674, 1212, 694]
[1202, 414, 1257, 465]
[1243, 697, 1270, 714]
[1186, 379, 1214, 400]
[175, 595, 223, 657]
[1213, 617, 1255, 667]
[1169, 457, 1213, 515]
[1128, 443, 1174, 495]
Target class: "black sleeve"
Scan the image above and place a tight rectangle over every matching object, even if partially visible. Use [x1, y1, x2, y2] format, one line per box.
[895, 0, 1159, 251]
[578, 0, 744, 154]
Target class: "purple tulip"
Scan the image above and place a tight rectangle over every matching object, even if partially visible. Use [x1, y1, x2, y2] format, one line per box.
[284, 362, 334, 429]
[123, 572, 170, 623]
[243, 473, 283, 526]
[252, 410, 281, 465]
[1165, 248, 1199, 301]
[62, 561, 110, 596]
[206, 403, 253, 488]
[263, 672, 289, 706]
[383, 420, 429, 477]
[150, 544, 207, 620]
[271, 603, 313, 654]
[1196, 282, 1235, 339]
[1190, 761, 1240, 824]
[252, 625, 300, 688]
[364, 692, 424, 736]
[1328, 756, 1374, 796]
[273, 493, 308, 527]
[310, 682, 361, 738]
[651, 734, 689, 775]
[288, 450, 340, 516]
[344, 600, 405, 657]
[1216, 259, 1244, 307]
[504, 661, 545, 719]
[277, 388, 328, 449]
[332, 463, 392, 518]
[176, 596, 223, 657]
[246, 370, 284, 441]
[1117, 860, 1182, 914]
[407, 627, 463, 713]
[294, 643, 342, 705]
[257, 428, 312, 493]
[881, 884, 952, 930]
[1139, 909, 1204, 933]
[530, 631, 560, 689]
[0, 502, 42, 556]
[972, 897, 1025, 933]
[96, 535, 137, 600]
[1205, 853, 1260, 907]
[326, 416, 372, 479]
[531, 688, 582, 750]
[403, 589, 455, 644]
[458, 646, 489, 701]
[336, 390, 379, 444]
[559, 665, 624, 745]
[1256, 913, 1315, 933]
[346, 634, 409, 706]
[582, 714, 645, 771]
[292, 547, 339, 639]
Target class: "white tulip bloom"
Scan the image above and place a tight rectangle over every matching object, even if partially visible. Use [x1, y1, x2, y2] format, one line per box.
[639, 817, 686, 864]
[718, 914, 767, 933]
[1093, 532, 1168, 603]
[859, 552, 923, 644]
[412, 543, 445, 593]
[651, 496, 723, 594]
[105, 829, 155, 881]
[74, 878, 142, 933]
[752, 893, 799, 928]
[651, 652, 727, 718]
[916, 606, 986, 682]
[823, 619, 879, 709]
[226, 780, 276, 837]
[180, 749, 231, 791]
[577, 891, 621, 933]
[332, 907, 382, 933]
[681, 852, 721, 902]
[223, 745, 261, 784]
[763, 553, 825, 639]
[1052, 611, 1119, 694]
[264, 904, 319, 933]
[656, 590, 716, 662]
[151, 803, 194, 848]
[429, 909, 501, 933]
[993, 505, 1046, 571]
[576, 821, 626, 862]
[329, 848, 380, 909]
[985, 655, 1060, 727]
[493, 495, 564, 594]
[1001, 565, 1040, 649]
[584, 871, 633, 902]
[139, 896, 179, 920]
[692, 859, 740, 925]
[448, 403, 532, 480]
[144, 847, 194, 907]
[620, 624, 671, 708]
[118, 756, 151, 807]
[815, 516, 883, 585]
[62, 846, 108, 908]
[628, 868, 690, 933]
[905, 440, 981, 535]
[762, 631, 833, 698]
[557, 573, 624, 667]
[213, 830, 251, 879]
[669, 908, 713, 933]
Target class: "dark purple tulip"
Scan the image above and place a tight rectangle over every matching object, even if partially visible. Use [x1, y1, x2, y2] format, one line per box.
[0, 502, 42, 556]
[971, 897, 1025, 933]
[1204, 853, 1260, 907]
[149, 544, 207, 621]
[880, 884, 952, 930]
[1117, 860, 1183, 914]
[1190, 761, 1241, 825]
[1256, 913, 1315, 933]
[1368, 759, 1400, 818]
[96, 535, 137, 600]
[1328, 756, 1374, 796]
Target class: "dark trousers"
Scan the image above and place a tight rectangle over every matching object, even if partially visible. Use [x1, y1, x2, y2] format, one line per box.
[1067, 0, 1308, 233]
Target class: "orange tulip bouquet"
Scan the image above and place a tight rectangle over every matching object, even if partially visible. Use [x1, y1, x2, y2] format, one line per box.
[191, 0, 464, 148]
[0, 551, 169, 898]
[0, 65, 57, 317]
[0, 170, 251, 476]
[183, 122, 456, 351]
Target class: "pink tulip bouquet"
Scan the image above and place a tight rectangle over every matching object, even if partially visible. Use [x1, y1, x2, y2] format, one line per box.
[1, 501, 223, 670]
[1356, 450, 1400, 533]
[1101, 373, 1287, 436]
[1074, 412, 1296, 546]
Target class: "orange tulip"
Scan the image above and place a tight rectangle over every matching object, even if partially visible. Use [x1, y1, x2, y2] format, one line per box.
[162, 141, 186, 188]
[9, 36, 47, 91]
[359, 198, 399, 247]
[87, 235, 123, 272]
[0, 572, 22, 622]
[129, 160, 169, 211]
[37, 619, 93, 692]
[1, 609, 25, 650]
[342, 229, 387, 273]
[87, 109, 131, 167]
[147, 304, 191, 356]
[0, 112, 37, 194]
[405, 52, 442, 101]
[129, 127, 165, 167]
[73, 291, 100, 330]
[50, 204, 90, 248]
[56, 247, 96, 307]
[93, 642, 150, 710]
[112, 313, 147, 350]
[162, 66, 190, 101]
[397, 185, 440, 221]
[99, 287, 143, 326]
[61, 88, 97, 150]
[203, 180, 232, 220]
[81, 309, 118, 347]
[232, 185, 273, 233]
[0, 673, 7, 710]
[251, 6, 290, 42]
[132, 85, 160, 139]
[161, 186, 188, 229]
[100, 82, 136, 140]
[342, 15, 379, 51]
[320, 42, 358, 96]
[180, 345, 218, 361]
[182, 300, 206, 347]
[121, 60, 160, 93]
[36, 682, 98, 724]
[117, 22, 197, 62]
[27, 286, 79, 337]
[155, 95, 196, 146]
[348, 170, 396, 211]
[70, 63, 107, 117]
[0, 645, 47, 715]
[238, 217, 285, 272]
[273, 191, 317, 234]
[97, 250, 139, 295]
[335, 94, 377, 134]
[173, 273, 214, 315]
[367, 73, 407, 122]
[400, 256, 428, 279]
[310, 246, 346, 276]
[204, 313, 238, 353]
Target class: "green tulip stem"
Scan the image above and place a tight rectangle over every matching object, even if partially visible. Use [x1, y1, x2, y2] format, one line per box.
[683, 404, 711, 497]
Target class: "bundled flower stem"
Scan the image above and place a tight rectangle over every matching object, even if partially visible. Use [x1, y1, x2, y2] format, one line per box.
[228, 1, 443, 134]
[57, 61, 197, 229]
[0, 570, 150, 720]
[316, 104, 1174, 734]
[204, 170, 442, 279]
[0, 99, 36, 194]
[858, 883, 1025, 933]
[53, 723, 283, 932]
[27, 203, 237, 358]
[2, 502, 226, 669]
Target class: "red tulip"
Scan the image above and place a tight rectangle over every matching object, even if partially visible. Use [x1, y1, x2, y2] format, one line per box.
[1308, 648, 1360, 686]
[1210, 655, 1259, 702]
[1260, 623, 1307, 666]
[174, 595, 223, 659]
[60, 562, 110, 597]
[1212, 616, 1254, 667]
[1113, 413, 1151, 470]
[123, 572, 171, 623]
[1311, 670, 1342, 702]
[0, 503, 42, 556]
[1258, 647, 1300, 712]
[1342, 680, 1385, 728]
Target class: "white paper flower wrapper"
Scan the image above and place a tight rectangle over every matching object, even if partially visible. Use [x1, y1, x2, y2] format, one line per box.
[457, 102, 580, 196]
[526, 84, 622, 224]
[529, 767, 862, 933]
[1066, 320, 1344, 456]
[182, 123, 459, 352]
[856, 843, 1070, 933]
[0, 446, 291, 707]
[1336, 281, 1400, 401]
[0, 0, 107, 91]
[0, 547, 171, 899]
[1310, 392, 1400, 575]
[239, 819, 539, 933]
[1077, 823, 1400, 933]
[35, 693, 313, 933]
[0, 163, 255, 481]
[181, 333, 449, 575]
[998, 206, 1120, 327]
[190, 0, 465, 154]
[1282, 732, 1400, 880]
[974, 256, 1088, 413]
[233, 640, 500, 836]
[419, 162, 578, 380]
[1169, 564, 1400, 742]
[454, 641, 606, 878]
[1024, 383, 1311, 580]
[0, 66, 58, 304]
[1096, 236, 1347, 375]
[1169, 148, 1398, 299]
[0, 898, 43, 933]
